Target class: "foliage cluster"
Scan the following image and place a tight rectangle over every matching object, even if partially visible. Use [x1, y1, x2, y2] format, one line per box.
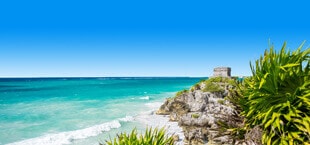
[202, 80, 224, 93]
[241, 42, 310, 144]
[175, 89, 189, 98]
[207, 77, 236, 85]
[102, 127, 174, 145]
[202, 82, 223, 93]
[202, 77, 236, 93]
[190, 83, 201, 92]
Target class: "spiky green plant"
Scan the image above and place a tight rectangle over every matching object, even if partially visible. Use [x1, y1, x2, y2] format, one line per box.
[225, 78, 248, 113]
[243, 42, 310, 144]
[102, 127, 174, 145]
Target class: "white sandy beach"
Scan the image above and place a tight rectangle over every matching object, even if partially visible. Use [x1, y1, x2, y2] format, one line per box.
[135, 102, 185, 145]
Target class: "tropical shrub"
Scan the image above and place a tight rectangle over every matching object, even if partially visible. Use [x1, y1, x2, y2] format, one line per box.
[202, 78, 224, 93]
[175, 89, 188, 97]
[202, 82, 224, 93]
[225, 78, 247, 113]
[202, 77, 237, 93]
[242, 42, 310, 144]
[102, 127, 174, 145]
[190, 83, 201, 91]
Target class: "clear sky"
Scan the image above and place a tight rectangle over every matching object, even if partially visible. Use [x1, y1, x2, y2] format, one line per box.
[0, 0, 309, 77]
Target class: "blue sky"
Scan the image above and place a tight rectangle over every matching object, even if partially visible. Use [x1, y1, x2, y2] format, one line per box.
[0, 0, 309, 77]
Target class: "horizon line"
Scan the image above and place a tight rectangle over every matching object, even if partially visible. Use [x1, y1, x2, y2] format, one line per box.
[0, 75, 249, 79]
[0, 76, 210, 79]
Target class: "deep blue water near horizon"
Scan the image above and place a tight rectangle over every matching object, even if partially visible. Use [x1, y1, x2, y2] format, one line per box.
[0, 77, 204, 145]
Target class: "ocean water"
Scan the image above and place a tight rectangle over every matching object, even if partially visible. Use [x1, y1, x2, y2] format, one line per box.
[0, 77, 203, 145]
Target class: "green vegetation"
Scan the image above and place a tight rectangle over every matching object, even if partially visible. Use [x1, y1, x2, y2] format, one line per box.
[217, 99, 225, 105]
[201, 77, 237, 93]
[175, 89, 188, 97]
[218, 42, 310, 144]
[202, 79, 224, 93]
[191, 113, 200, 118]
[206, 77, 235, 84]
[217, 120, 246, 140]
[167, 89, 189, 101]
[102, 127, 174, 145]
[190, 83, 201, 92]
[225, 78, 248, 113]
[242, 42, 310, 144]
[100, 41, 309, 145]
[202, 83, 223, 93]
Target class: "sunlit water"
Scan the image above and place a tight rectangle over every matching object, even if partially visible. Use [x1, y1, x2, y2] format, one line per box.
[0, 77, 203, 145]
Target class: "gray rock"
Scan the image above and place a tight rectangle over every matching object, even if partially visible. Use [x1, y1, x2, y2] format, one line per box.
[173, 134, 180, 142]
[156, 80, 242, 144]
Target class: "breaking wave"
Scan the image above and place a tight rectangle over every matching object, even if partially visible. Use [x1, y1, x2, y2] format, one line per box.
[8, 116, 134, 145]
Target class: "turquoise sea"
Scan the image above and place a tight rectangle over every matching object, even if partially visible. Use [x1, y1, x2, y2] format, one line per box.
[0, 77, 203, 145]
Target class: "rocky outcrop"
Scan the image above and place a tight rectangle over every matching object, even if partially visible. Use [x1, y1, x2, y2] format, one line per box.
[157, 79, 245, 144]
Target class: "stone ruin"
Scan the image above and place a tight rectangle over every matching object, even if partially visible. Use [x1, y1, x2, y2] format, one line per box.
[213, 67, 231, 77]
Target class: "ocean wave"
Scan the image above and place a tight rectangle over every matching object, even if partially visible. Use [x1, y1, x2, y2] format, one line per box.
[7, 116, 134, 145]
[129, 96, 150, 100]
[139, 96, 150, 100]
[118, 115, 134, 122]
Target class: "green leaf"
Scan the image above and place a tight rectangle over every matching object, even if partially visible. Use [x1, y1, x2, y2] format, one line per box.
[282, 63, 300, 68]
[259, 73, 269, 89]
[265, 117, 274, 129]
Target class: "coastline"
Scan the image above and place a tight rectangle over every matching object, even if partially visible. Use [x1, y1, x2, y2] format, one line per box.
[4, 100, 187, 145]
[0, 77, 201, 145]
[136, 102, 185, 145]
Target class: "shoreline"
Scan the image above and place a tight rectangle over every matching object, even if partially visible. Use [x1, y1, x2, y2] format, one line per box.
[135, 108, 185, 145]
[0, 77, 201, 145]
[4, 100, 187, 145]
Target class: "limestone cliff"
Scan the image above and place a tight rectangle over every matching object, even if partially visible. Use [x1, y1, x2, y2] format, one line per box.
[156, 77, 249, 145]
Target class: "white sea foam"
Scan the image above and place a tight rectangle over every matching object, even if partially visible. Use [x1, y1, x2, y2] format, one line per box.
[118, 115, 134, 122]
[139, 96, 150, 100]
[135, 112, 185, 145]
[7, 116, 134, 145]
[129, 96, 149, 100]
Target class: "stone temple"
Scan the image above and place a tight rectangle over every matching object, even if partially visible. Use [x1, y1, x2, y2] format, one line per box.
[213, 67, 231, 77]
